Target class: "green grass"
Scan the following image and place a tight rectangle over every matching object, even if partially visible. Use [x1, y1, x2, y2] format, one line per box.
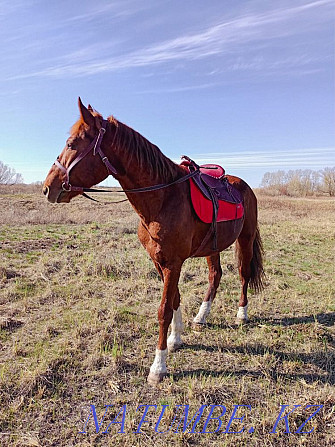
[0, 188, 334, 446]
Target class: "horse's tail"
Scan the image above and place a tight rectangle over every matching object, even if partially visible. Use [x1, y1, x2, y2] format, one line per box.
[234, 181, 265, 294]
[249, 225, 265, 293]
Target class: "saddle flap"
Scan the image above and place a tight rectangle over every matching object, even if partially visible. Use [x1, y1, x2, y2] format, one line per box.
[191, 172, 242, 204]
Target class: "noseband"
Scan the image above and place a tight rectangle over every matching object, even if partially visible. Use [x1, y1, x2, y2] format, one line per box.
[54, 119, 117, 193]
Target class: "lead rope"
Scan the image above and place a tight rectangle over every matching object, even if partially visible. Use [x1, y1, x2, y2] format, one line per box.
[80, 169, 200, 204]
[81, 192, 129, 204]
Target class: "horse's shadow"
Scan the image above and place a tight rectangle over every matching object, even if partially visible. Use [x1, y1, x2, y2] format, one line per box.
[172, 367, 334, 385]
[173, 311, 335, 385]
[251, 312, 335, 328]
[174, 343, 334, 385]
[201, 312, 335, 331]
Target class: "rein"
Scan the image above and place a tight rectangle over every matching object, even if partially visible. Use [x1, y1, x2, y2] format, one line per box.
[54, 121, 201, 203]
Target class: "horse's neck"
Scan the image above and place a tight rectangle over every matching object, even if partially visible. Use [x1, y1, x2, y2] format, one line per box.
[119, 171, 163, 224]
[112, 124, 178, 223]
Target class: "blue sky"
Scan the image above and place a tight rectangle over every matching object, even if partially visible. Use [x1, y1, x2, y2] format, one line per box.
[0, 0, 334, 186]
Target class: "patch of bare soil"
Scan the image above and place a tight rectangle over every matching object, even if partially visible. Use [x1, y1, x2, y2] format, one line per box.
[0, 317, 24, 331]
[0, 238, 56, 253]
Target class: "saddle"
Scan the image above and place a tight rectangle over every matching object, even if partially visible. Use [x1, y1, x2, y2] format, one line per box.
[181, 156, 244, 251]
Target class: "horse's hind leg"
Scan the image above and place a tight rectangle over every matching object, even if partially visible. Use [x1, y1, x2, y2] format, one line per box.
[235, 235, 253, 323]
[234, 186, 264, 323]
[193, 254, 222, 328]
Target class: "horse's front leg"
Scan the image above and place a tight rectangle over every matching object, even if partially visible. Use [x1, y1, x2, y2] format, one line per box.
[167, 297, 184, 352]
[147, 264, 182, 385]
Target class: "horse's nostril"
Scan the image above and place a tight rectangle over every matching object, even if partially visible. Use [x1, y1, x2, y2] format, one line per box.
[42, 186, 49, 196]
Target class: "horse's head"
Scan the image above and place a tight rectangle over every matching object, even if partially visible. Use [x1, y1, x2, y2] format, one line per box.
[43, 98, 114, 203]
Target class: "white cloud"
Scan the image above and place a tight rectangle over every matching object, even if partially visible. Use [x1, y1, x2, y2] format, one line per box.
[64, 0, 147, 23]
[191, 147, 335, 169]
[6, 0, 333, 81]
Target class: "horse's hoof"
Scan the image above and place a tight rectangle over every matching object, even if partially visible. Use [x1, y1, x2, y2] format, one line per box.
[147, 372, 166, 386]
[236, 318, 249, 326]
[192, 322, 205, 332]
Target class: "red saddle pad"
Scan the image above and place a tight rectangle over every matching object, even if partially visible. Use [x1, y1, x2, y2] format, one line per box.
[189, 178, 244, 223]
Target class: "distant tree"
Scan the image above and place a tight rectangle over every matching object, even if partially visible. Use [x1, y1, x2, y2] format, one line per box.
[286, 169, 320, 196]
[260, 168, 328, 196]
[260, 170, 288, 194]
[310, 170, 321, 194]
[321, 167, 335, 196]
[0, 161, 23, 184]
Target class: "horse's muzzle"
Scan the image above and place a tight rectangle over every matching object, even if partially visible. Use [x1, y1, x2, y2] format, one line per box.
[42, 185, 49, 197]
[42, 184, 62, 203]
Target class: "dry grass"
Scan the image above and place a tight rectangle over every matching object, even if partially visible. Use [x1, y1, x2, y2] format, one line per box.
[0, 186, 334, 446]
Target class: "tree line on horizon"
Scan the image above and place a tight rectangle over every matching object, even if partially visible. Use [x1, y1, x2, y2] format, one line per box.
[260, 167, 335, 197]
[1, 159, 335, 197]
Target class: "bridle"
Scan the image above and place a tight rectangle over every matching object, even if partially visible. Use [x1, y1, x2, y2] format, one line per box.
[53, 119, 202, 201]
[54, 119, 117, 193]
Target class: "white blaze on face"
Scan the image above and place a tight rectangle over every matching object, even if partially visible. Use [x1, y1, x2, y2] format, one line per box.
[193, 301, 211, 325]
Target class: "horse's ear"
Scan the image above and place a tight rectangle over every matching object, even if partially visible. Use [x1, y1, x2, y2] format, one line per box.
[78, 97, 95, 128]
[88, 104, 93, 112]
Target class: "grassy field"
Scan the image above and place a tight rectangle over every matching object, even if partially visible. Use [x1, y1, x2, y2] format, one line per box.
[0, 185, 334, 447]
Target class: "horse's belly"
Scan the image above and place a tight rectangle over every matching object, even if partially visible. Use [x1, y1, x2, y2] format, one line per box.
[192, 217, 244, 257]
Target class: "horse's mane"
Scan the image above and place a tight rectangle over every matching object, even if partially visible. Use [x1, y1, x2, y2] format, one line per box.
[69, 110, 181, 181]
[111, 117, 181, 182]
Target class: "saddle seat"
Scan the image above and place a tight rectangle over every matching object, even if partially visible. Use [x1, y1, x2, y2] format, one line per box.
[180, 157, 244, 224]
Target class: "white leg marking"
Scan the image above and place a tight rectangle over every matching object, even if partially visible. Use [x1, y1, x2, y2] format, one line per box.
[167, 307, 184, 351]
[149, 348, 168, 376]
[236, 305, 248, 320]
[193, 301, 211, 325]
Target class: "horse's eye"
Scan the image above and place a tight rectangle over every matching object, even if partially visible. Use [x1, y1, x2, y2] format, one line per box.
[67, 143, 72, 150]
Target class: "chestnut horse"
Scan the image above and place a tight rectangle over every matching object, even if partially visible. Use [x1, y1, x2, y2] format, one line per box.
[43, 98, 264, 385]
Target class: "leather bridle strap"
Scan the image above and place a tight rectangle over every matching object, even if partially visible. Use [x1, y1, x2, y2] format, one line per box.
[81, 169, 200, 195]
[54, 120, 117, 192]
